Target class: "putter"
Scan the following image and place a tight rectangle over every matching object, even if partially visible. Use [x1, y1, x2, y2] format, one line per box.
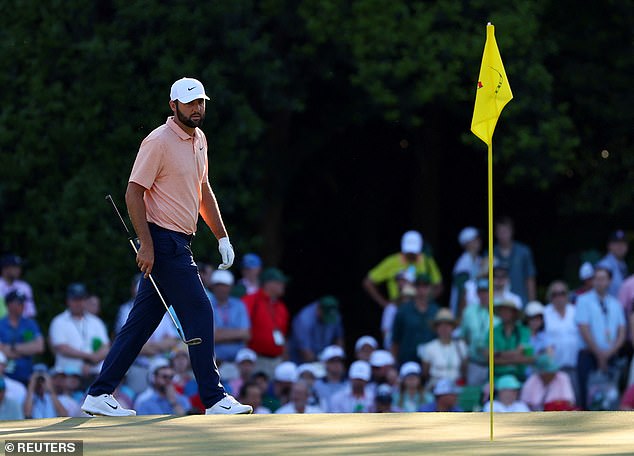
[106, 194, 202, 346]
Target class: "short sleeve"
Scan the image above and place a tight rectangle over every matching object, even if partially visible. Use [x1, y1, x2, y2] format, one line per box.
[129, 137, 164, 189]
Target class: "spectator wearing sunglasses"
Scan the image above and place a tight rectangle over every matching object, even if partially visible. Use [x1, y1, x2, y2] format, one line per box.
[575, 267, 626, 409]
[544, 280, 581, 401]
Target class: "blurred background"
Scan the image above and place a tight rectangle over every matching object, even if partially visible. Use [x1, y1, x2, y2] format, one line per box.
[0, 0, 632, 353]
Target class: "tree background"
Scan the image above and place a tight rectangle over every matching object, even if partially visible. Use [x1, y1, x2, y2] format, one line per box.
[0, 0, 632, 353]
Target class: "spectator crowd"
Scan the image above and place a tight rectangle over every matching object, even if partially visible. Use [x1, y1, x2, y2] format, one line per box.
[1, 216, 634, 418]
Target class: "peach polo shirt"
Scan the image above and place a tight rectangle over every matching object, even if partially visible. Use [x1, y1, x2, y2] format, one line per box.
[129, 117, 208, 235]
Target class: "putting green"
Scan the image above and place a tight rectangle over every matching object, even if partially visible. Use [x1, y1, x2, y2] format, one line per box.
[0, 412, 633, 455]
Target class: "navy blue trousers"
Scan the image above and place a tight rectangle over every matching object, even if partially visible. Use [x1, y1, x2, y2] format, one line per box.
[88, 223, 225, 408]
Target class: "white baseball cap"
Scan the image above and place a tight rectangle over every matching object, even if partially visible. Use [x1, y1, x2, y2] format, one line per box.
[458, 227, 479, 246]
[355, 335, 378, 352]
[234, 348, 257, 364]
[579, 262, 594, 281]
[320, 345, 346, 362]
[348, 360, 371, 381]
[274, 361, 298, 383]
[211, 269, 234, 286]
[524, 301, 545, 318]
[399, 361, 422, 378]
[170, 77, 210, 104]
[401, 231, 423, 254]
[369, 350, 395, 367]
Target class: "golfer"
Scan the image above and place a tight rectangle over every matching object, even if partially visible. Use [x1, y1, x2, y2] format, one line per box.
[82, 77, 252, 416]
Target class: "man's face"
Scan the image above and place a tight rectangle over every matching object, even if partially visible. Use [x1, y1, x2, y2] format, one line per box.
[477, 289, 490, 306]
[593, 270, 611, 294]
[263, 280, 285, 300]
[609, 240, 628, 259]
[154, 367, 175, 392]
[493, 270, 508, 291]
[67, 297, 85, 316]
[2, 265, 21, 281]
[495, 223, 513, 244]
[174, 99, 206, 128]
[6, 301, 24, 318]
[212, 283, 231, 302]
[325, 358, 345, 377]
[290, 383, 309, 407]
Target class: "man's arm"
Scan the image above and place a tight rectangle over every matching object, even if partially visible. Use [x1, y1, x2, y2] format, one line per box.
[362, 276, 389, 308]
[12, 337, 45, 357]
[215, 328, 250, 343]
[200, 181, 228, 240]
[126, 182, 154, 277]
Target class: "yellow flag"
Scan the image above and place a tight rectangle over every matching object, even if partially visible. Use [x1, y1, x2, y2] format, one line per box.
[471, 23, 513, 146]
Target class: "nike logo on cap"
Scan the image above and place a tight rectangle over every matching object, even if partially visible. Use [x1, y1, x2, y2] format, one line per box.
[187, 86, 196, 91]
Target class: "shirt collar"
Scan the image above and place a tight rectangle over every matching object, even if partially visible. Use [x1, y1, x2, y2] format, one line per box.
[166, 116, 196, 141]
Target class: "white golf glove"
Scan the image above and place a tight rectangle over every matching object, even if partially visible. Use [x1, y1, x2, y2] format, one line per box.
[218, 237, 235, 270]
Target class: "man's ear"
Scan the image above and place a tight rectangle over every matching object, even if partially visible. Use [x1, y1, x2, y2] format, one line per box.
[169, 100, 177, 113]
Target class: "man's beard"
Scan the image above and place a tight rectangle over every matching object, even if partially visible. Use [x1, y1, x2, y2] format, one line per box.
[176, 104, 205, 128]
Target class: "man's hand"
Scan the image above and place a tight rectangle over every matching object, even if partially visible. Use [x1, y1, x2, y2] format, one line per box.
[218, 237, 234, 270]
[137, 242, 155, 278]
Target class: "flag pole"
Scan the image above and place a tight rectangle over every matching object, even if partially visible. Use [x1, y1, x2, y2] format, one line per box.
[487, 141, 494, 441]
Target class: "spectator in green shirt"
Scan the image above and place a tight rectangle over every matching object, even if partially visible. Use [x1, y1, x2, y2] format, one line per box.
[485, 299, 534, 381]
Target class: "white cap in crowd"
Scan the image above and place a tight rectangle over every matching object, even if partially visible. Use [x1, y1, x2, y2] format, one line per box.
[348, 360, 372, 382]
[401, 230, 423, 254]
[579, 262, 594, 281]
[369, 350, 395, 368]
[399, 361, 422, 379]
[458, 227, 479, 246]
[170, 77, 210, 104]
[274, 361, 298, 383]
[355, 335, 378, 352]
[524, 301, 545, 318]
[211, 269, 234, 286]
[320, 345, 345, 362]
[433, 378, 461, 396]
[234, 347, 257, 364]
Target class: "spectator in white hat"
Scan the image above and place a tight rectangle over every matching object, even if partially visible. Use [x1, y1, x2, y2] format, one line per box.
[571, 262, 595, 304]
[313, 345, 347, 410]
[297, 363, 322, 407]
[270, 361, 298, 412]
[228, 348, 257, 397]
[274, 380, 323, 414]
[419, 378, 463, 412]
[368, 350, 398, 394]
[354, 335, 378, 362]
[328, 361, 374, 413]
[393, 362, 427, 412]
[524, 300, 553, 356]
[449, 227, 483, 319]
[362, 230, 443, 309]
[208, 270, 251, 364]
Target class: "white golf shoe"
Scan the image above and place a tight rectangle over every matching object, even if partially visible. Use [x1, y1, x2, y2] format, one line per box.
[81, 394, 137, 417]
[205, 395, 253, 415]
